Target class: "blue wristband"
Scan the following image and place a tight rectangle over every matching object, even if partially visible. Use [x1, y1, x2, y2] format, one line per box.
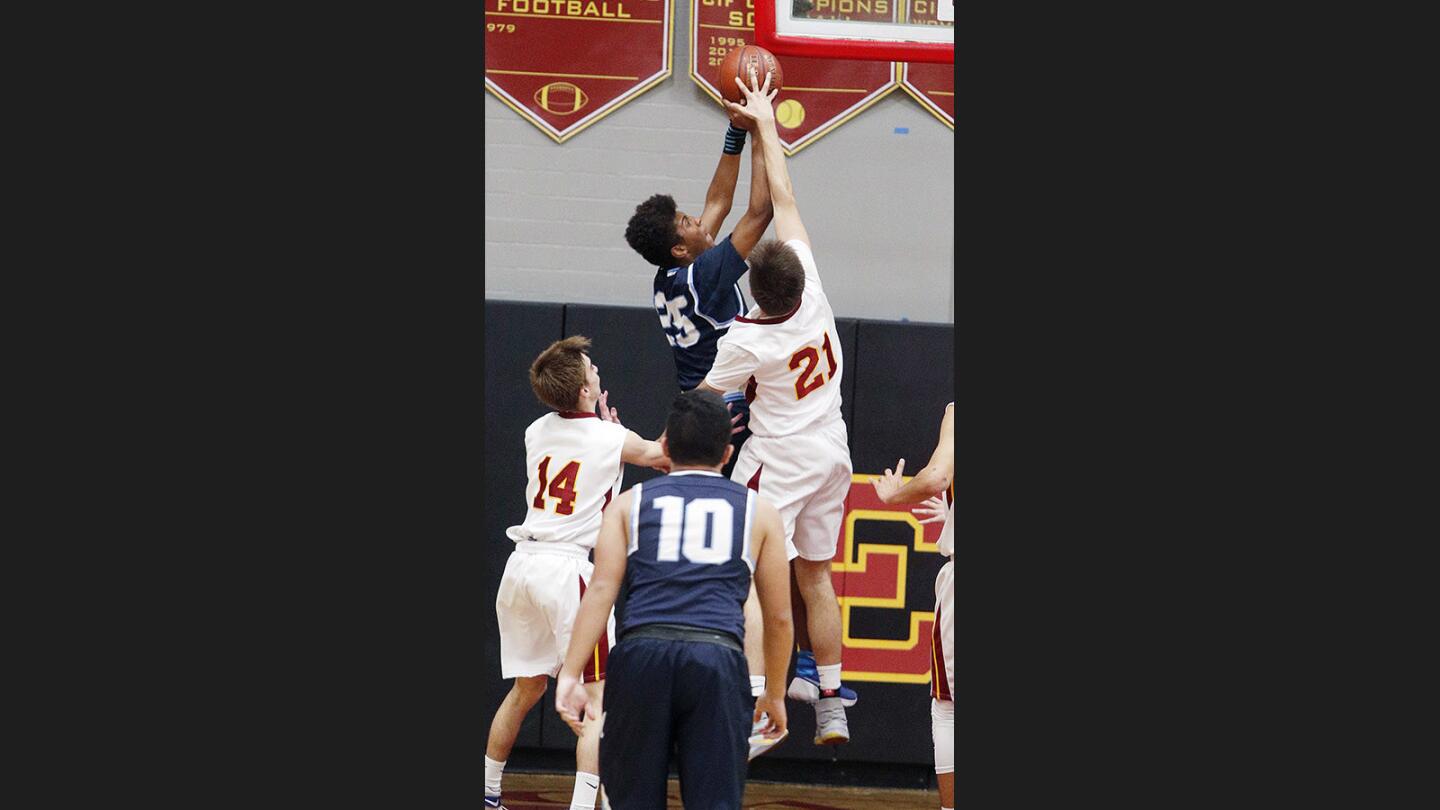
[723, 124, 747, 155]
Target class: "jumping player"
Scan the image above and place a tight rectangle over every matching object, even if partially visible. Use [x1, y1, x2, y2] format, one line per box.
[700, 67, 858, 745]
[623, 102, 773, 465]
[623, 93, 782, 752]
[870, 402, 955, 810]
[556, 391, 794, 810]
[484, 336, 669, 810]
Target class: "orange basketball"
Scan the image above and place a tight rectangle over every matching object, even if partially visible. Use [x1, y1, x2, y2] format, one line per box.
[719, 45, 783, 104]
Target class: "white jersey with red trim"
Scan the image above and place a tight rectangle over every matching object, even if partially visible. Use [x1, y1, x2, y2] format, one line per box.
[703, 240, 844, 437]
[506, 411, 628, 549]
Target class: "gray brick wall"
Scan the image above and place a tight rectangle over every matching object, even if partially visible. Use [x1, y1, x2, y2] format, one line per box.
[484, 3, 954, 323]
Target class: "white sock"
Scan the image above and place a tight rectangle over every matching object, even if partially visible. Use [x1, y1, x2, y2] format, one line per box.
[570, 771, 600, 810]
[750, 675, 766, 697]
[818, 663, 841, 691]
[484, 755, 505, 797]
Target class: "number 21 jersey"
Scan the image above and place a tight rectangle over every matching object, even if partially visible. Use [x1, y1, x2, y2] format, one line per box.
[505, 411, 628, 549]
[703, 240, 844, 437]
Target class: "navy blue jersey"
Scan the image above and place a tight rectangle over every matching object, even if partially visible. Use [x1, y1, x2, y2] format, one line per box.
[653, 235, 749, 391]
[617, 471, 755, 643]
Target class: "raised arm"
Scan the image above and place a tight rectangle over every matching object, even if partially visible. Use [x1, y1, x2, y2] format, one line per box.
[725, 69, 809, 247]
[555, 492, 632, 732]
[698, 131, 743, 239]
[727, 115, 774, 258]
[871, 403, 955, 504]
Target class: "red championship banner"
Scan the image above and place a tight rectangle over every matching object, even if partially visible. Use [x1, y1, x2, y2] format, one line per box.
[830, 475, 948, 684]
[484, 0, 672, 143]
[690, 0, 899, 155]
[898, 0, 955, 127]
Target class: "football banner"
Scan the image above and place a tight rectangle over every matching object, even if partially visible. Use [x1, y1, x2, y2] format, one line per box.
[485, 0, 673, 143]
[897, 1, 954, 127]
[831, 474, 949, 684]
[690, 0, 899, 155]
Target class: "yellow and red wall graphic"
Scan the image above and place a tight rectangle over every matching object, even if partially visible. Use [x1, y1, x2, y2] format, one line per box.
[829, 474, 948, 684]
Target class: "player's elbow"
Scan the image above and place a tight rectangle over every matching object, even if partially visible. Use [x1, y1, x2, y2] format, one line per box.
[916, 466, 951, 498]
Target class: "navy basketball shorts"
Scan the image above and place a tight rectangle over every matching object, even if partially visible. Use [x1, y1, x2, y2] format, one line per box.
[600, 637, 751, 809]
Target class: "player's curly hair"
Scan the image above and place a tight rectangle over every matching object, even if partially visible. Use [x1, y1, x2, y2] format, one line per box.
[625, 194, 681, 268]
[530, 335, 591, 412]
[746, 239, 805, 316]
[665, 390, 731, 467]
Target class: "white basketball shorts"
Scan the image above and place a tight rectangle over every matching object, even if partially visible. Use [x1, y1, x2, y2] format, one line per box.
[730, 416, 851, 562]
[931, 558, 954, 702]
[496, 541, 615, 682]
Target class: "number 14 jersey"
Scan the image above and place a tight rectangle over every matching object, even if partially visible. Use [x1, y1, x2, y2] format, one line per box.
[506, 411, 628, 550]
[704, 240, 844, 438]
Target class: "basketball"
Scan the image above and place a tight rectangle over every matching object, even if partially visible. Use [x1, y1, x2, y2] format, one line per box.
[719, 45, 783, 104]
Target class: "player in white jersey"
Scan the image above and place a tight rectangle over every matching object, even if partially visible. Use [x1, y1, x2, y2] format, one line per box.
[871, 402, 955, 810]
[701, 68, 856, 746]
[485, 335, 669, 810]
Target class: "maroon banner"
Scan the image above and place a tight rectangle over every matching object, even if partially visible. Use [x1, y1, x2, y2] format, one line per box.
[897, 1, 954, 127]
[485, 0, 672, 143]
[690, 0, 898, 155]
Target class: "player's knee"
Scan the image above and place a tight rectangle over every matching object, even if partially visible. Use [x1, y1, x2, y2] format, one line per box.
[932, 698, 954, 774]
[511, 675, 547, 704]
[793, 559, 834, 594]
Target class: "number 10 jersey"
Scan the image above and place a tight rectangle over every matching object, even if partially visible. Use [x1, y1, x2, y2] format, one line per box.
[618, 471, 756, 643]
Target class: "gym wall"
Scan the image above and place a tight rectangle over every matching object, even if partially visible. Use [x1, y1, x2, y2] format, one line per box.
[483, 299, 955, 774]
[484, 2, 955, 325]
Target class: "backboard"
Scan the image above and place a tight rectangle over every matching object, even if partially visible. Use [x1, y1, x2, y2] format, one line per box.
[755, 0, 955, 64]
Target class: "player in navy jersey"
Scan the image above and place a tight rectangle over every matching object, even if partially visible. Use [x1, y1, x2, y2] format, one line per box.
[623, 105, 774, 462]
[556, 391, 793, 810]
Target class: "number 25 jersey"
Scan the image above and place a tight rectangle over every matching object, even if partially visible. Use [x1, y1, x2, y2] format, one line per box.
[703, 240, 844, 437]
[505, 411, 628, 549]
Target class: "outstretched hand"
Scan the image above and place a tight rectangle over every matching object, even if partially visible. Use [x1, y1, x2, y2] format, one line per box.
[726, 402, 746, 435]
[870, 459, 905, 503]
[598, 390, 621, 424]
[724, 65, 778, 130]
[726, 99, 755, 131]
[912, 495, 948, 525]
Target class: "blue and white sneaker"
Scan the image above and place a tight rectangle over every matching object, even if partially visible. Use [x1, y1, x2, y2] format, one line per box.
[786, 651, 858, 706]
[484, 795, 507, 809]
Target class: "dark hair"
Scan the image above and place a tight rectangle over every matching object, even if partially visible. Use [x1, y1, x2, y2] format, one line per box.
[530, 335, 591, 412]
[665, 390, 732, 467]
[625, 194, 680, 268]
[746, 239, 805, 316]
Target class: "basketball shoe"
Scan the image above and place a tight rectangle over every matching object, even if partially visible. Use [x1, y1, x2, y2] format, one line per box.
[813, 695, 850, 745]
[483, 795, 507, 809]
[748, 711, 788, 760]
[786, 651, 858, 706]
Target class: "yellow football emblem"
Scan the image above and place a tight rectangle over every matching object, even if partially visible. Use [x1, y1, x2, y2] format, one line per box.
[534, 82, 589, 115]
